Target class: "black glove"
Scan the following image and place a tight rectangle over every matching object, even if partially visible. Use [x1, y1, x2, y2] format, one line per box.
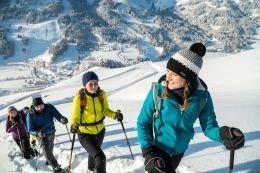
[116, 110, 123, 122]
[70, 124, 79, 133]
[37, 130, 46, 138]
[60, 117, 68, 124]
[143, 146, 167, 173]
[220, 126, 245, 150]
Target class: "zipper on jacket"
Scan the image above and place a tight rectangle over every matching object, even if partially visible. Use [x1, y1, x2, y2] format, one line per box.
[176, 104, 183, 127]
[179, 105, 184, 115]
[92, 98, 99, 132]
[168, 97, 183, 127]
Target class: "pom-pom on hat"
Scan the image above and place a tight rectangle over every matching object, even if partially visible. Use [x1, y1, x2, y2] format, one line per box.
[166, 43, 206, 83]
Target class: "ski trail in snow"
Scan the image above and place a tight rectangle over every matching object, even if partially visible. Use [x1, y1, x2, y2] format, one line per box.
[107, 71, 158, 96]
[0, 62, 160, 113]
[31, 66, 137, 93]
[0, 64, 158, 112]
[49, 67, 158, 105]
[0, 67, 137, 112]
[0, 91, 44, 111]
[149, 61, 164, 72]
[100, 67, 137, 81]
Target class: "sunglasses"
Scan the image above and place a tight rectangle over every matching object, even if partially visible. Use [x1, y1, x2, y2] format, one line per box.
[88, 82, 99, 87]
[35, 104, 44, 110]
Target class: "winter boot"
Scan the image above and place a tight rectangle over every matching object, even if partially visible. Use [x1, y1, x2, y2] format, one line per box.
[94, 153, 106, 173]
[23, 153, 31, 160]
[88, 166, 95, 172]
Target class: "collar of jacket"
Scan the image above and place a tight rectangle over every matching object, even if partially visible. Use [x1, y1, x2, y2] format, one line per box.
[160, 79, 208, 105]
[85, 90, 101, 98]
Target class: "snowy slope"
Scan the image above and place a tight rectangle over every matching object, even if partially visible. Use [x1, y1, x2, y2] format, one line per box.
[0, 40, 260, 172]
[0, 19, 61, 64]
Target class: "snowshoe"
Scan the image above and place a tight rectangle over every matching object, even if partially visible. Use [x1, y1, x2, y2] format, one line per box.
[53, 166, 68, 173]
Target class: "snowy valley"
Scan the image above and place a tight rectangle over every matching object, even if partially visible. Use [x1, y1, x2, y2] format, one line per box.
[0, 0, 260, 173]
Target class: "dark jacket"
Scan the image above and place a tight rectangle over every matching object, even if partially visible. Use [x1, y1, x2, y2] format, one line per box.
[6, 111, 28, 140]
[26, 104, 63, 136]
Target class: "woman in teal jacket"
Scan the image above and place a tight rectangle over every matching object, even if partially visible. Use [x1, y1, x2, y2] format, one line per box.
[137, 43, 245, 173]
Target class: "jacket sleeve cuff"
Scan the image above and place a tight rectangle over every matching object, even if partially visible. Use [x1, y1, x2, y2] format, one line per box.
[142, 146, 155, 157]
[113, 112, 118, 119]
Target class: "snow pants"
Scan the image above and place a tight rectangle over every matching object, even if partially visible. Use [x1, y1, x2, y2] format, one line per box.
[41, 134, 60, 170]
[78, 128, 106, 173]
[14, 135, 36, 159]
[157, 147, 184, 173]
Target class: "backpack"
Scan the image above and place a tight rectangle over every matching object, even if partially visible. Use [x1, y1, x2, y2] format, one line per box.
[78, 88, 105, 126]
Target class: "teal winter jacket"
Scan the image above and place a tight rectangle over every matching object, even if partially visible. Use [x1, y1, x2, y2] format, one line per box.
[137, 79, 223, 156]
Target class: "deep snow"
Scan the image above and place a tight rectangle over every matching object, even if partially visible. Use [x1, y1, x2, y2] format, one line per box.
[0, 40, 260, 172]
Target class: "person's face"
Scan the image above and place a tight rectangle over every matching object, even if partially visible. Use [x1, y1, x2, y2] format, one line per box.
[9, 109, 17, 118]
[85, 80, 99, 94]
[35, 104, 45, 112]
[166, 69, 186, 90]
[23, 108, 29, 115]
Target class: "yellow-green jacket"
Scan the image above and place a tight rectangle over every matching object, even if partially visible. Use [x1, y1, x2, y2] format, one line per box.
[70, 88, 116, 134]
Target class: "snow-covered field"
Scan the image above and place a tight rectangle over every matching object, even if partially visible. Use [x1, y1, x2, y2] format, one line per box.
[0, 38, 260, 172]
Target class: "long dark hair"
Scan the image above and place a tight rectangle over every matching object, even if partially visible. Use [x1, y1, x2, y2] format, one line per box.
[8, 112, 20, 123]
[161, 81, 190, 110]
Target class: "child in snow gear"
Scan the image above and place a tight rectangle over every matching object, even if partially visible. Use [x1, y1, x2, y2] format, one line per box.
[6, 106, 37, 159]
[137, 43, 245, 173]
[26, 97, 68, 173]
[70, 71, 124, 173]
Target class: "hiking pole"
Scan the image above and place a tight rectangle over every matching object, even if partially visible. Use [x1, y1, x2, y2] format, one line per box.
[120, 120, 134, 160]
[16, 127, 25, 158]
[68, 133, 76, 173]
[35, 137, 43, 171]
[65, 124, 72, 142]
[65, 124, 77, 157]
[229, 149, 235, 173]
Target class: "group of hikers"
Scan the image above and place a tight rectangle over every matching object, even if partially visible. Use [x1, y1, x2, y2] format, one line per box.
[6, 43, 245, 173]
